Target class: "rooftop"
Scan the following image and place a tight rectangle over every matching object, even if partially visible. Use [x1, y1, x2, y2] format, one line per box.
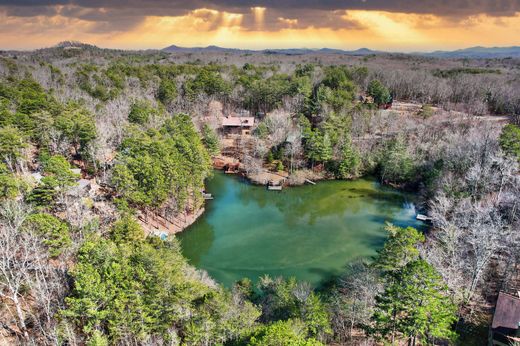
[492, 292, 520, 330]
[222, 116, 254, 127]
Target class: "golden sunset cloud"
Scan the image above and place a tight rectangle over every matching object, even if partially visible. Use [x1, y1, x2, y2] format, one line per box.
[0, 5, 519, 51]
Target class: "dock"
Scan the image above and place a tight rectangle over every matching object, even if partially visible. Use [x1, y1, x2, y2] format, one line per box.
[267, 185, 283, 191]
[202, 192, 214, 200]
[416, 214, 432, 222]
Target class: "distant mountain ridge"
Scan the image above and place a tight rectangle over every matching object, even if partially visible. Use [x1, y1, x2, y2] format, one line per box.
[162, 44, 381, 56]
[22, 42, 520, 59]
[423, 46, 520, 58]
[162, 44, 520, 58]
[163, 44, 252, 54]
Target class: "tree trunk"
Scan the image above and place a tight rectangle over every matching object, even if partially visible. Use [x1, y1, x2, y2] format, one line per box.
[392, 306, 397, 345]
[12, 294, 29, 340]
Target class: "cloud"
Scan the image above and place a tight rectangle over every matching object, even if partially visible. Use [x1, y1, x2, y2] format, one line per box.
[1, 1, 520, 26]
[0, 0, 519, 50]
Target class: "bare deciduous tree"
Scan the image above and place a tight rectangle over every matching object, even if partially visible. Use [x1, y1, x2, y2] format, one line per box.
[0, 200, 68, 344]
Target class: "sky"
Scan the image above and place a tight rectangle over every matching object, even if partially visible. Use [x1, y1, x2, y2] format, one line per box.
[0, 0, 520, 51]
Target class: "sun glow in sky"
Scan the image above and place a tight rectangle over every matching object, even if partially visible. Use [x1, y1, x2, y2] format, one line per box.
[0, 1, 519, 51]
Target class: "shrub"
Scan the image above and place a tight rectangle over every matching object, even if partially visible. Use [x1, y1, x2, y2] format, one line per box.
[110, 215, 144, 244]
[201, 124, 220, 156]
[248, 320, 323, 346]
[24, 213, 71, 257]
[157, 78, 177, 105]
[419, 104, 434, 118]
[367, 80, 391, 106]
[499, 124, 520, 161]
[128, 100, 152, 125]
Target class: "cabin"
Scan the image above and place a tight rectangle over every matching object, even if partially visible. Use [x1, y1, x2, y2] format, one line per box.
[490, 292, 520, 345]
[222, 116, 254, 136]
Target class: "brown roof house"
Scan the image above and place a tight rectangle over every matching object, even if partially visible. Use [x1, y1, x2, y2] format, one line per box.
[490, 292, 520, 345]
[222, 116, 254, 136]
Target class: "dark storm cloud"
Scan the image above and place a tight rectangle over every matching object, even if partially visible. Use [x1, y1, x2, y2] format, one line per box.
[206, 0, 520, 17]
[2, 0, 519, 16]
[2, 4, 59, 17]
[1, 0, 520, 32]
[255, 8, 365, 30]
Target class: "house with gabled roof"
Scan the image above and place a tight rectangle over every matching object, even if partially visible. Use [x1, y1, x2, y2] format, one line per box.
[221, 115, 254, 136]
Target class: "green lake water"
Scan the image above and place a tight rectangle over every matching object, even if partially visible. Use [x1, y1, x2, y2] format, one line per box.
[178, 172, 424, 287]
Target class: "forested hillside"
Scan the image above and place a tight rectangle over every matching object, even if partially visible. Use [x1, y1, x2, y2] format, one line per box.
[0, 45, 519, 345]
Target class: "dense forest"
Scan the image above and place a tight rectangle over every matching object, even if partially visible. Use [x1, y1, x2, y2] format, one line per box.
[0, 43, 519, 345]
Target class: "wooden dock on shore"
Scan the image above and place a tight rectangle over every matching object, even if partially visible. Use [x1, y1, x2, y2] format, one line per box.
[202, 193, 214, 200]
[267, 185, 283, 191]
[416, 214, 432, 222]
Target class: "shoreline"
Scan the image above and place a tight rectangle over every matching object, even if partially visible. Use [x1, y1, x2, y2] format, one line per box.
[213, 155, 327, 187]
[138, 206, 205, 237]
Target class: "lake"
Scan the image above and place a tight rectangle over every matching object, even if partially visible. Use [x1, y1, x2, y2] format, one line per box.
[178, 172, 424, 287]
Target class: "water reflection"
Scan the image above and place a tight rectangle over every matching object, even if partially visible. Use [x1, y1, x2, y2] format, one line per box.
[178, 218, 214, 266]
[178, 172, 424, 287]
